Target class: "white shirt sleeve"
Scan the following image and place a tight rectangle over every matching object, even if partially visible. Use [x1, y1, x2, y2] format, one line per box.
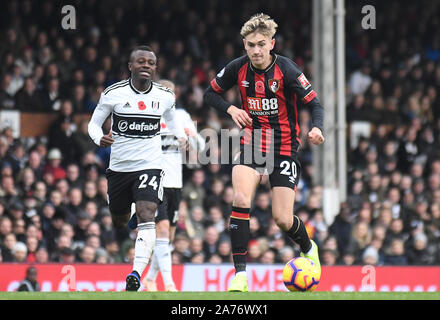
[162, 95, 187, 140]
[88, 93, 112, 145]
[183, 111, 206, 151]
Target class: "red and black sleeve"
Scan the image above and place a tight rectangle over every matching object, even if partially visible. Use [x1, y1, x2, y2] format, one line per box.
[203, 56, 245, 114]
[285, 61, 324, 132]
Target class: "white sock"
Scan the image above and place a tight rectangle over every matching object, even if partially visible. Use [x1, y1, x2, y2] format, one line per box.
[146, 246, 160, 281]
[133, 222, 156, 277]
[306, 241, 315, 255]
[154, 238, 174, 286]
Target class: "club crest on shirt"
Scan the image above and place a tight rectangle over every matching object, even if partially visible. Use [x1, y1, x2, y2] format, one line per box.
[255, 80, 265, 94]
[151, 101, 160, 110]
[268, 79, 280, 93]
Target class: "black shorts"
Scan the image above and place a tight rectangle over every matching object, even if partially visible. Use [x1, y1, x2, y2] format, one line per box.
[106, 168, 164, 216]
[156, 188, 181, 226]
[233, 151, 301, 191]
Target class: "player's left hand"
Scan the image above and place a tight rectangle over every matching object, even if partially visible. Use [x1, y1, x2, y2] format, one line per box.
[308, 127, 324, 145]
[178, 137, 189, 151]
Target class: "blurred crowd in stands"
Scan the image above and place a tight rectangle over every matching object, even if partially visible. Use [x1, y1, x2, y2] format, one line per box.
[0, 0, 439, 266]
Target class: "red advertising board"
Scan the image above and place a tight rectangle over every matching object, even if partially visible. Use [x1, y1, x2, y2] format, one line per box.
[0, 263, 438, 292]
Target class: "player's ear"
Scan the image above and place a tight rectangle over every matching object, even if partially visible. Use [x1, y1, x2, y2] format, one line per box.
[242, 38, 247, 48]
[128, 62, 132, 72]
[270, 38, 275, 50]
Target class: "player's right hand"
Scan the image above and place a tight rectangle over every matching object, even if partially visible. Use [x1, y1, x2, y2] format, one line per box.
[178, 137, 189, 151]
[100, 129, 114, 148]
[227, 105, 252, 129]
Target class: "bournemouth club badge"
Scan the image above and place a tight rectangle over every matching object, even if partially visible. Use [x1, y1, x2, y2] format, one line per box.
[268, 79, 280, 93]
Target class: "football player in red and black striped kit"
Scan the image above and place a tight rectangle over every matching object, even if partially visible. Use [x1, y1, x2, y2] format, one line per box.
[204, 13, 324, 292]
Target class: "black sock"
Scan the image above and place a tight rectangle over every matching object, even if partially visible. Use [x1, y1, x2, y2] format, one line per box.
[285, 215, 312, 253]
[229, 206, 250, 273]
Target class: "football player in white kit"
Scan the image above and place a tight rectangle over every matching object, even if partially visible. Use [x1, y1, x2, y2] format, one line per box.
[128, 80, 205, 291]
[88, 46, 187, 291]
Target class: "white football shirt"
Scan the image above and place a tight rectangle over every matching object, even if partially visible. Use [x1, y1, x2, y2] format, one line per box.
[88, 79, 186, 172]
[160, 108, 205, 188]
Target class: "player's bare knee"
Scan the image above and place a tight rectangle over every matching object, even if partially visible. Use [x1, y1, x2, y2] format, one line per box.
[273, 214, 291, 232]
[232, 191, 252, 208]
[136, 200, 157, 223]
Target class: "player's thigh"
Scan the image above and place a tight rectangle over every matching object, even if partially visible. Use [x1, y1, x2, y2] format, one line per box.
[132, 169, 164, 222]
[106, 169, 133, 225]
[269, 157, 301, 230]
[231, 164, 261, 207]
[132, 169, 164, 204]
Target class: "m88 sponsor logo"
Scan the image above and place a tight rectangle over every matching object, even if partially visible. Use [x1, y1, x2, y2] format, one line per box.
[247, 97, 279, 116]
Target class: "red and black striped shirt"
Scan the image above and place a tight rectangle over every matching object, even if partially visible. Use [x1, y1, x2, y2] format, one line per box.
[206, 53, 322, 158]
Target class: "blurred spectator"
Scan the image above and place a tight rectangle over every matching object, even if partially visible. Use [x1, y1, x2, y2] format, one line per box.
[362, 246, 379, 266]
[406, 232, 436, 265]
[1, 233, 16, 261]
[48, 100, 77, 163]
[348, 62, 372, 97]
[202, 225, 220, 261]
[78, 245, 96, 263]
[384, 238, 408, 265]
[17, 266, 40, 292]
[34, 246, 49, 263]
[349, 221, 372, 260]
[251, 191, 271, 234]
[71, 120, 96, 162]
[12, 241, 27, 262]
[173, 233, 192, 263]
[15, 77, 44, 111]
[322, 248, 339, 266]
[182, 169, 206, 210]
[43, 148, 66, 182]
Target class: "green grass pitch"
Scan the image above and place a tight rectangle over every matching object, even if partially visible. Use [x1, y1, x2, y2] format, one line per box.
[1, 291, 439, 300]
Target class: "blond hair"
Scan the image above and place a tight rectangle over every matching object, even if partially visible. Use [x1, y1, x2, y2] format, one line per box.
[240, 13, 278, 39]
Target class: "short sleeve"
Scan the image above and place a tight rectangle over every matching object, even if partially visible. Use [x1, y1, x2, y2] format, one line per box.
[285, 61, 317, 105]
[210, 57, 243, 93]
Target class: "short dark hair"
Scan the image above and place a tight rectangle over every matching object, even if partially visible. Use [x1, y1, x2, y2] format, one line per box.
[129, 45, 153, 61]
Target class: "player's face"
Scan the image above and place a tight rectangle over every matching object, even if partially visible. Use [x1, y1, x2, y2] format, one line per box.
[129, 50, 157, 81]
[243, 32, 275, 69]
